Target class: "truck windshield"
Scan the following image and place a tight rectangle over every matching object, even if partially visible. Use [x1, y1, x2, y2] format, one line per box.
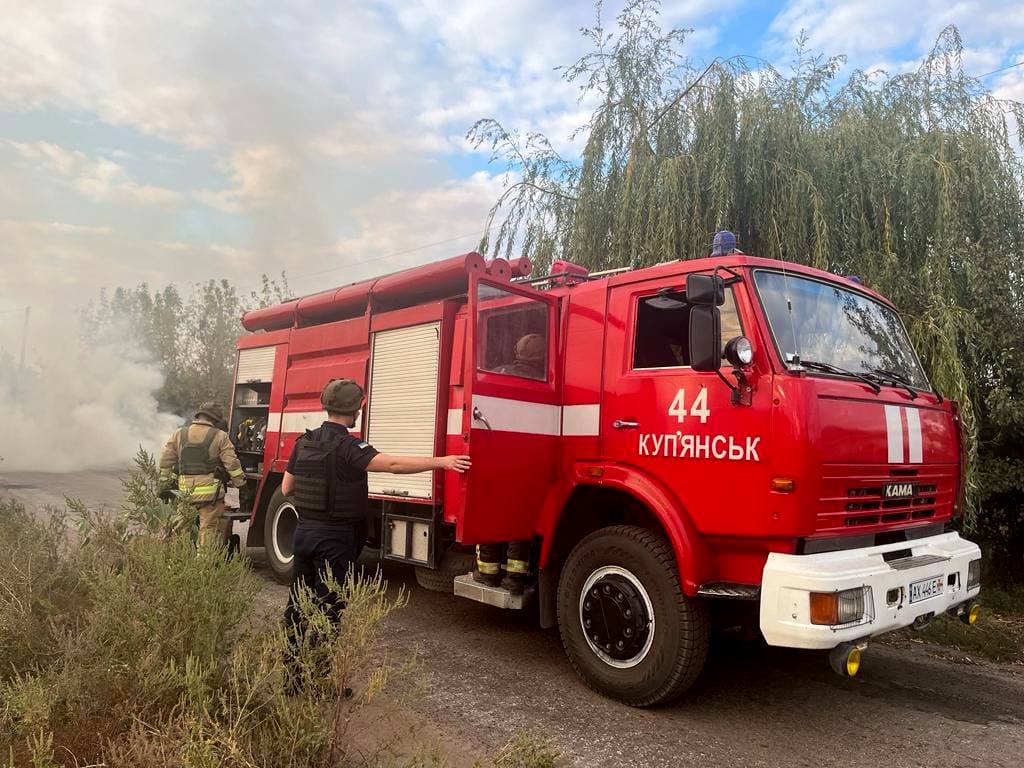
[753, 270, 930, 390]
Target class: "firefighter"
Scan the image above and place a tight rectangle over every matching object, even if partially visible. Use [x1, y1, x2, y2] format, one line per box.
[280, 378, 471, 686]
[474, 541, 532, 594]
[159, 402, 246, 546]
[495, 333, 545, 379]
[476, 332, 543, 595]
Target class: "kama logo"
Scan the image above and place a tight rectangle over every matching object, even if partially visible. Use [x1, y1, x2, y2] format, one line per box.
[884, 482, 915, 499]
[883, 405, 923, 464]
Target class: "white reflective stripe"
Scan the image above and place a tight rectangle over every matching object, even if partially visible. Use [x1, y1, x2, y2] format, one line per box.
[471, 395, 560, 436]
[562, 404, 600, 437]
[905, 407, 923, 464]
[884, 404, 904, 464]
[447, 408, 463, 436]
[271, 411, 362, 433]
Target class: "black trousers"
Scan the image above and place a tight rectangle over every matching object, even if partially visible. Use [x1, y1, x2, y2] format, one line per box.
[283, 522, 364, 652]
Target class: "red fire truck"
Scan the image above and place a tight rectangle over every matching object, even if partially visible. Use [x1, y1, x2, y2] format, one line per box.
[229, 243, 982, 706]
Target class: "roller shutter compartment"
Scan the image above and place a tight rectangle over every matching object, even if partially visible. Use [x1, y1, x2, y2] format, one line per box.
[366, 322, 441, 500]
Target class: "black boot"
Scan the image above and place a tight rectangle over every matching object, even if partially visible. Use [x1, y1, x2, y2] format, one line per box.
[474, 544, 503, 587]
[501, 571, 526, 595]
[473, 568, 502, 587]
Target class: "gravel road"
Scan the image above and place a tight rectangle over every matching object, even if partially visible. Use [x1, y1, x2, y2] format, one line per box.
[3, 470, 1022, 767]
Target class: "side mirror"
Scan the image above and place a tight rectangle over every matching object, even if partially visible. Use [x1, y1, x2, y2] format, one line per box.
[689, 305, 722, 372]
[686, 274, 725, 306]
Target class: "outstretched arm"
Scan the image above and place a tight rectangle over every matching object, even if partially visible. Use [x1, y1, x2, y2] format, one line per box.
[366, 454, 471, 474]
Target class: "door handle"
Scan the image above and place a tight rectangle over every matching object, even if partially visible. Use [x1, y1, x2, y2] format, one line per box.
[613, 419, 639, 429]
[472, 406, 493, 431]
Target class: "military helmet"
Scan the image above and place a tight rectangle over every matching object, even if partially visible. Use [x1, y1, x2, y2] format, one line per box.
[514, 333, 545, 362]
[321, 378, 364, 414]
[195, 402, 225, 424]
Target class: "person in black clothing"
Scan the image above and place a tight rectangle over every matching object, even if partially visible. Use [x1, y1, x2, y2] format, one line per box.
[281, 378, 470, 686]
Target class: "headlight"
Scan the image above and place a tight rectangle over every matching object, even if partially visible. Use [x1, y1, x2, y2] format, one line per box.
[967, 558, 981, 590]
[810, 587, 872, 626]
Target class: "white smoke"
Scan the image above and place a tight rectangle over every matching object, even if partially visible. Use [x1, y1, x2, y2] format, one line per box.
[0, 316, 181, 473]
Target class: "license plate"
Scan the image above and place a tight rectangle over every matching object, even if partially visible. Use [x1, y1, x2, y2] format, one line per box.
[910, 575, 944, 603]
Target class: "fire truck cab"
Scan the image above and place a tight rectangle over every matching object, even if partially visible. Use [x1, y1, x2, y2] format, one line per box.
[231, 244, 982, 706]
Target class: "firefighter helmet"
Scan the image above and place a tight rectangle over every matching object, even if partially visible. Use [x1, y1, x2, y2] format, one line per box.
[514, 333, 545, 362]
[195, 402, 225, 424]
[321, 378, 364, 414]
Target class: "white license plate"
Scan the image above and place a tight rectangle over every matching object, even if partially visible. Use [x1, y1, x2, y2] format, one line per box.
[909, 575, 944, 603]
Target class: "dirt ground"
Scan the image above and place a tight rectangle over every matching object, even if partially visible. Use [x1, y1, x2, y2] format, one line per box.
[3, 470, 1023, 767]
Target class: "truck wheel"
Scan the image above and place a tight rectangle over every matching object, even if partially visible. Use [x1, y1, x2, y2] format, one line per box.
[264, 487, 297, 585]
[414, 548, 476, 593]
[557, 525, 709, 707]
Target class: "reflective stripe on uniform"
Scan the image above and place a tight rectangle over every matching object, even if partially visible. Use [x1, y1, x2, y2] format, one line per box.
[506, 558, 529, 574]
[179, 480, 221, 496]
[476, 560, 500, 575]
[228, 467, 245, 478]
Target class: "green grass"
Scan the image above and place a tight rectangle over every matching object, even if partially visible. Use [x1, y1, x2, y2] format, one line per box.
[908, 586, 1024, 664]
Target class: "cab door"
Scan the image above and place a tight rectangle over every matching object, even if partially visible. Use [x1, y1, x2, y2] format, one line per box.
[602, 273, 767, 536]
[455, 276, 560, 543]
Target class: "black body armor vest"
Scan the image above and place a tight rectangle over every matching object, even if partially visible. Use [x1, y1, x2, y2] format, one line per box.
[291, 429, 370, 523]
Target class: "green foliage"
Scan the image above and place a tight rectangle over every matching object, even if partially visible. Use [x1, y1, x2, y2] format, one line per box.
[473, 1, 1024, 580]
[0, 488, 424, 767]
[78, 273, 289, 416]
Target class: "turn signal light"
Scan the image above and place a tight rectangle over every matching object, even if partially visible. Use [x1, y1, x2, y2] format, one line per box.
[810, 587, 869, 626]
[967, 558, 981, 590]
[771, 477, 796, 493]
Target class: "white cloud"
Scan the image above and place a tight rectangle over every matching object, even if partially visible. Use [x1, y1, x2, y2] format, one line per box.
[765, 0, 1024, 71]
[5, 140, 181, 206]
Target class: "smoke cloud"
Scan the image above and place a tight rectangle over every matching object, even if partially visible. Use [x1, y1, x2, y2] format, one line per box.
[0, 316, 181, 473]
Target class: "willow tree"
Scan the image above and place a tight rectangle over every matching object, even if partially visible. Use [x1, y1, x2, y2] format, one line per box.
[470, 0, 1024, 579]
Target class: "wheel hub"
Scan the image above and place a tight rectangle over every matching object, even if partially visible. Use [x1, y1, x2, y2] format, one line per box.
[580, 571, 651, 665]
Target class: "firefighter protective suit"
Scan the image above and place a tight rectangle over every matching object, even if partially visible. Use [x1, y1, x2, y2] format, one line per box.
[160, 403, 246, 546]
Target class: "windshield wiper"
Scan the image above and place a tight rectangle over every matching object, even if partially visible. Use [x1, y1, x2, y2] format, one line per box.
[794, 359, 881, 394]
[868, 368, 919, 400]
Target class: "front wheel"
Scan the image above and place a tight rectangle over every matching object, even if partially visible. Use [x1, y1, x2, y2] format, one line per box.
[556, 525, 709, 707]
[264, 487, 297, 584]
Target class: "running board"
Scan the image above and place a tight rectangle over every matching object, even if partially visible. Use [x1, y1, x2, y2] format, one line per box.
[697, 582, 761, 600]
[453, 573, 533, 609]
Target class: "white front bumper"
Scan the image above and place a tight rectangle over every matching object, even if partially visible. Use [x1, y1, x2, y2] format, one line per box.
[760, 532, 981, 649]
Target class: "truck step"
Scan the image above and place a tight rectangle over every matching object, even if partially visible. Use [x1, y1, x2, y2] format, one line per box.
[453, 573, 533, 609]
[696, 582, 761, 600]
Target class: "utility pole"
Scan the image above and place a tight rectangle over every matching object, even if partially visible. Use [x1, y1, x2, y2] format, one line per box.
[18, 306, 30, 372]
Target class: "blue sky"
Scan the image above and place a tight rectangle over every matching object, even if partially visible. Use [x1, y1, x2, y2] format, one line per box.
[1, 0, 1022, 344]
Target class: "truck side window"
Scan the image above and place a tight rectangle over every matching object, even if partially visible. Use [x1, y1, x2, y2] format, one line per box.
[632, 288, 742, 370]
[477, 284, 549, 381]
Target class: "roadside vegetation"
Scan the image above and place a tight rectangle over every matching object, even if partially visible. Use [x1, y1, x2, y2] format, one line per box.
[0, 454, 560, 767]
[905, 586, 1024, 665]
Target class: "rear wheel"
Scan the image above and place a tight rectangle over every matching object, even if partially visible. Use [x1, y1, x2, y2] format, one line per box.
[557, 525, 709, 707]
[264, 487, 297, 584]
[414, 547, 476, 593]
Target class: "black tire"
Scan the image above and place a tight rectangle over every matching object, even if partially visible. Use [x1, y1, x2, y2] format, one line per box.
[264, 487, 297, 585]
[557, 525, 709, 707]
[414, 548, 476, 594]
